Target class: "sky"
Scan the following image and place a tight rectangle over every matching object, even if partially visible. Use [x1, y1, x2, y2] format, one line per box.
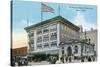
[12, 1, 97, 48]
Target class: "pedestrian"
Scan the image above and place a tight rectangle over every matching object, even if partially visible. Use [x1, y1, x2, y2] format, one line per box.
[56, 60, 62, 64]
[50, 57, 57, 64]
[24, 59, 28, 65]
[60, 57, 64, 63]
[66, 57, 68, 62]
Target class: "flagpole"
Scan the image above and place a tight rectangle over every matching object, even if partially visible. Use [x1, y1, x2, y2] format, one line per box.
[58, 4, 60, 16]
[41, 2, 43, 22]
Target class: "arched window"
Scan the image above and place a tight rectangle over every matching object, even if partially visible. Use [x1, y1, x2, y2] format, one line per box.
[74, 46, 78, 54]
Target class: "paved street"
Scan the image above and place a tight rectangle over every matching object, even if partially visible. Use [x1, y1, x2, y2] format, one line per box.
[15, 61, 50, 66]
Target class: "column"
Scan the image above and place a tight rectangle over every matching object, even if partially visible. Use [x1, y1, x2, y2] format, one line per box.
[34, 30, 37, 50]
[57, 23, 60, 47]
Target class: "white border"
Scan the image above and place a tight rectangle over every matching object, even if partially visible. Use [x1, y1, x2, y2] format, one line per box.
[0, 0, 100, 67]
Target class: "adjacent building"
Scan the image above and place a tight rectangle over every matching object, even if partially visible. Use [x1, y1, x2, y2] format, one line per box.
[12, 47, 27, 58]
[80, 29, 97, 51]
[80, 29, 97, 61]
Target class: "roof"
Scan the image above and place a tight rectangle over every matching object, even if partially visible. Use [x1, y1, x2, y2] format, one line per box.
[12, 47, 27, 50]
[24, 16, 80, 31]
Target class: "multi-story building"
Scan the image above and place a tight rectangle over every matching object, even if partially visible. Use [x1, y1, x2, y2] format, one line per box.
[25, 16, 79, 54]
[24, 16, 96, 63]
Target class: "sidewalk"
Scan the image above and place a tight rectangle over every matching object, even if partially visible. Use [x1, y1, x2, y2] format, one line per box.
[28, 61, 50, 65]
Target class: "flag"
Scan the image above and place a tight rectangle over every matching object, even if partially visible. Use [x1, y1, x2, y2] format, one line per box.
[41, 3, 54, 13]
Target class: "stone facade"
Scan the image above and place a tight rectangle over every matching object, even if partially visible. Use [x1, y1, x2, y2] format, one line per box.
[59, 39, 96, 63]
[80, 29, 97, 52]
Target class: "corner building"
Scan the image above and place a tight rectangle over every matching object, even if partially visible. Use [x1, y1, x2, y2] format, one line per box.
[25, 16, 96, 63]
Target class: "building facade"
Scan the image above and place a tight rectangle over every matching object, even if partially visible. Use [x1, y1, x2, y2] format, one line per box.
[80, 29, 97, 61]
[12, 47, 27, 58]
[80, 29, 97, 51]
[25, 16, 96, 63]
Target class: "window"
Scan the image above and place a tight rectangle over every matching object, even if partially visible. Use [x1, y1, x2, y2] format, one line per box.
[37, 36, 42, 43]
[61, 24, 64, 30]
[29, 46, 34, 51]
[50, 25, 57, 32]
[74, 46, 78, 54]
[43, 28, 49, 33]
[51, 41, 57, 47]
[29, 40, 34, 44]
[37, 44, 42, 49]
[43, 34, 49, 42]
[28, 33, 34, 38]
[50, 32, 57, 40]
[43, 43, 49, 48]
[31, 44, 34, 48]
[29, 42, 34, 51]
[37, 30, 42, 35]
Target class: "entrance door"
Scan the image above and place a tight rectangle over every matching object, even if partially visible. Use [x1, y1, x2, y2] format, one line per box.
[67, 46, 72, 56]
[67, 46, 72, 62]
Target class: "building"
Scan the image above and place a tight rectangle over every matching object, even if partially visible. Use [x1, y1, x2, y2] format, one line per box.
[12, 47, 27, 58]
[80, 29, 97, 61]
[24, 16, 96, 63]
[80, 29, 97, 51]
[59, 39, 96, 63]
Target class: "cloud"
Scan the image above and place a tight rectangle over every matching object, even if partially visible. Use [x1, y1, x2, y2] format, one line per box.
[72, 11, 97, 31]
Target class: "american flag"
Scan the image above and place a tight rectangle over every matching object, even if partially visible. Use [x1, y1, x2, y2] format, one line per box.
[41, 3, 54, 13]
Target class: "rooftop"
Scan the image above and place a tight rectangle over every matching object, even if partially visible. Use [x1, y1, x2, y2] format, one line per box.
[24, 16, 80, 31]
